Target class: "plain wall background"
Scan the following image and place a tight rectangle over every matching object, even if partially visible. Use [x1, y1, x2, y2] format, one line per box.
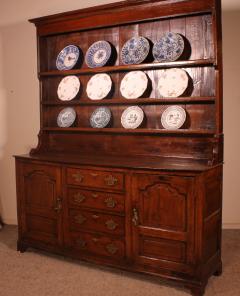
[0, 0, 239, 228]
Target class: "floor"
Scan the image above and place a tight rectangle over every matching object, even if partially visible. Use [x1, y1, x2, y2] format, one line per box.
[0, 226, 239, 296]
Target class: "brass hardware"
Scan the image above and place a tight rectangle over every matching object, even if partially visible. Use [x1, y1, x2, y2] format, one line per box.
[105, 219, 118, 230]
[92, 193, 98, 199]
[54, 197, 62, 212]
[104, 175, 118, 186]
[92, 215, 99, 220]
[72, 172, 84, 183]
[92, 237, 99, 243]
[90, 173, 98, 177]
[76, 238, 87, 249]
[74, 214, 87, 225]
[106, 243, 118, 255]
[132, 208, 139, 226]
[104, 197, 117, 208]
[73, 192, 86, 203]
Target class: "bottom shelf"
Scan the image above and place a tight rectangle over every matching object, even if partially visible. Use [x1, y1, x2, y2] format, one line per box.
[43, 127, 216, 136]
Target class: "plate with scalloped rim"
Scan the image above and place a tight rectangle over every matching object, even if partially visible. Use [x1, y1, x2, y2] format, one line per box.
[120, 71, 149, 99]
[57, 107, 77, 128]
[90, 107, 112, 128]
[121, 36, 150, 65]
[57, 75, 80, 101]
[158, 68, 189, 98]
[161, 105, 186, 130]
[121, 106, 144, 129]
[56, 45, 80, 70]
[85, 41, 112, 68]
[86, 73, 112, 100]
[153, 32, 185, 62]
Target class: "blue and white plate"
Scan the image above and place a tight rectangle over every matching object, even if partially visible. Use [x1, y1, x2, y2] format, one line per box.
[153, 32, 185, 62]
[56, 45, 80, 71]
[85, 41, 112, 68]
[57, 107, 76, 127]
[121, 37, 150, 65]
[121, 106, 144, 129]
[161, 106, 186, 130]
[90, 107, 111, 128]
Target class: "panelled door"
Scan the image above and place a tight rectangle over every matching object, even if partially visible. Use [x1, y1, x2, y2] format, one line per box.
[131, 173, 196, 274]
[17, 162, 63, 247]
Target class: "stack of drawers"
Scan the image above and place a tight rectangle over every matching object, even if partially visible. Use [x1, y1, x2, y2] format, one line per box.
[66, 167, 125, 260]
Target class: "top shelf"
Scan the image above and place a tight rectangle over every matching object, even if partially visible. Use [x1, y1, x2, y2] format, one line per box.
[39, 59, 216, 77]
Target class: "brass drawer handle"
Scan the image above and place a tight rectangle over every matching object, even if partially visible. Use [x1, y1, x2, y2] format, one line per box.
[104, 175, 118, 186]
[132, 208, 139, 226]
[73, 193, 86, 203]
[105, 219, 118, 230]
[74, 214, 87, 225]
[104, 197, 117, 208]
[72, 172, 84, 183]
[76, 238, 87, 249]
[54, 197, 62, 212]
[92, 215, 99, 220]
[106, 243, 118, 255]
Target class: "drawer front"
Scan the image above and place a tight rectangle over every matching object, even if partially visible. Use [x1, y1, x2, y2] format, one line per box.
[68, 188, 125, 213]
[70, 232, 125, 259]
[66, 168, 124, 190]
[69, 209, 125, 235]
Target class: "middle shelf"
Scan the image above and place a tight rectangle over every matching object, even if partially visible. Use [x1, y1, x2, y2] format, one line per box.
[42, 96, 215, 106]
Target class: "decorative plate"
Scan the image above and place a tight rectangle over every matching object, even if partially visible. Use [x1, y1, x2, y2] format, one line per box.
[57, 107, 76, 128]
[85, 41, 112, 68]
[158, 68, 189, 97]
[121, 36, 150, 65]
[120, 71, 148, 99]
[90, 107, 111, 128]
[86, 73, 112, 100]
[121, 106, 144, 129]
[153, 32, 185, 62]
[56, 45, 80, 70]
[161, 106, 186, 130]
[57, 76, 80, 101]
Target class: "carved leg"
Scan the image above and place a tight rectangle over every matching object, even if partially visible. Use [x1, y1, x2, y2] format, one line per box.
[17, 241, 28, 253]
[190, 285, 206, 296]
[213, 263, 222, 276]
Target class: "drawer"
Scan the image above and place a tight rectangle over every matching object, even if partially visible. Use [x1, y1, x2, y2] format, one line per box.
[69, 209, 125, 235]
[66, 168, 124, 190]
[70, 232, 125, 259]
[68, 188, 125, 213]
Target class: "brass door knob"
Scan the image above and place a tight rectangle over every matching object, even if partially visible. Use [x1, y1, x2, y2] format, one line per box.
[54, 197, 62, 212]
[132, 208, 139, 226]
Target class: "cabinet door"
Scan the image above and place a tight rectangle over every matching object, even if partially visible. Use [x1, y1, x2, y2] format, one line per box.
[131, 174, 195, 273]
[17, 162, 62, 247]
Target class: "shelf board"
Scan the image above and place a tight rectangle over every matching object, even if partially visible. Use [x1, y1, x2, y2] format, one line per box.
[43, 127, 215, 136]
[42, 97, 215, 106]
[39, 59, 216, 77]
